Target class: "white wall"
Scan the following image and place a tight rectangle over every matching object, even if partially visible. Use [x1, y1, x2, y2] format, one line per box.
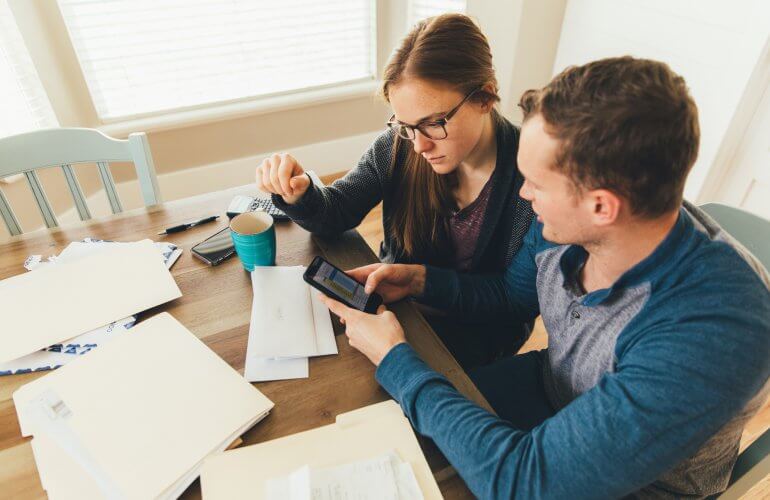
[469, 0, 567, 121]
[552, 0, 770, 201]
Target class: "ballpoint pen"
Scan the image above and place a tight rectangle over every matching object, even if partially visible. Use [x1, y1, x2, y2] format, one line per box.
[157, 215, 219, 235]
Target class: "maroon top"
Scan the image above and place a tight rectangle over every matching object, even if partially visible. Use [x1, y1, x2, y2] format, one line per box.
[449, 177, 494, 271]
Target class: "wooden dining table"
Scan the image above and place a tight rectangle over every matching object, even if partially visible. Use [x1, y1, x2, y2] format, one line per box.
[0, 183, 490, 499]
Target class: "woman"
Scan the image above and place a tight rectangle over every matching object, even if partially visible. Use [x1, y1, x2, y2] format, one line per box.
[256, 14, 534, 368]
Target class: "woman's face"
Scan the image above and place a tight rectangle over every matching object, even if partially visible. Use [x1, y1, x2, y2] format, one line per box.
[388, 79, 490, 174]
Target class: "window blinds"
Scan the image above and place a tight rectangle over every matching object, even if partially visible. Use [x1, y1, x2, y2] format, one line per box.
[408, 0, 466, 27]
[57, 0, 375, 121]
[0, 0, 58, 139]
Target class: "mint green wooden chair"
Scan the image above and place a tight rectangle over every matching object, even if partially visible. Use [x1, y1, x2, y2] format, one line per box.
[0, 128, 161, 236]
[701, 203, 769, 499]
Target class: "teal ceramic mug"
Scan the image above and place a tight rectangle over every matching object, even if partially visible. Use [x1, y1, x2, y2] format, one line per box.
[229, 211, 276, 270]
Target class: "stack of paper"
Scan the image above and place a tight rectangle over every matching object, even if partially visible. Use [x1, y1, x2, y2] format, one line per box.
[24, 238, 182, 272]
[0, 239, 182, 375]
[245, 266, 338, 381]
[201, 400, 442, 500]
[58, 238, 182, 268]
[266, 451, 425, 500]
[13, 313, 274, 499]
[0, 316, 136, 376]
[7, 238, 180, 375]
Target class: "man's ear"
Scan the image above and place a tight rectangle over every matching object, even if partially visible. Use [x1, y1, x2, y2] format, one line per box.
[587, 189, 622, 226]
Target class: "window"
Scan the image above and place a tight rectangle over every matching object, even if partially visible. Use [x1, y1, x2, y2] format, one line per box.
[0, 0, 58, 139]
[57, 0, 375, 121]
[408, 0, 466, 27]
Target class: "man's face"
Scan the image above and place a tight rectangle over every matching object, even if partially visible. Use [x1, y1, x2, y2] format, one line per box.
[517, 114, 597, 245]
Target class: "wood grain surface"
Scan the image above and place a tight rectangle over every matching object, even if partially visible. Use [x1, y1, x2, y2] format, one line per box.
[0, 184, 483, 499]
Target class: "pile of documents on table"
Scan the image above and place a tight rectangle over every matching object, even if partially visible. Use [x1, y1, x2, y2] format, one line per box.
[1, 238, 181, 376]
[1, 239, 275, 499]
[201, 400, 442, 500]
[245, 266, 338, 381]
[0, 239, 181, 370]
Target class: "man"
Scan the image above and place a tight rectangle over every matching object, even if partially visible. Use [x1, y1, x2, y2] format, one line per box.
[319, 57, 770, 498]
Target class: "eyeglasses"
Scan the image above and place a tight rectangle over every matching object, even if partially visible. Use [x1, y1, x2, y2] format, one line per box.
[387, 88, 480, 141]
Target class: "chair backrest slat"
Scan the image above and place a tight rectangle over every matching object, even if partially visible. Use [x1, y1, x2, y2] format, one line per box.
[714, 431, 770, 499]
[0, 128, 160, 235]
[24, 170, 58, 229]
[61, 164, 92, 221]
[128, 133, 162, 206]
[96, 162, 123, 214]
[0, 188, 22, 236]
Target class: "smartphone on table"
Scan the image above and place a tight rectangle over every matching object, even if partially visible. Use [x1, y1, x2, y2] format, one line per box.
[303, 256, 383, 313]
[191, 227, 236, 266]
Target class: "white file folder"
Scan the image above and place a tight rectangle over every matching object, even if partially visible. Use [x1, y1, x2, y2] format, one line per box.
[13, 312, 274, 500]
[200, 400, 442, 500]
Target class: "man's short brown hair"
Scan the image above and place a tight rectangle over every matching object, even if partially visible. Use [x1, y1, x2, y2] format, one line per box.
[519, 56, 700, 218]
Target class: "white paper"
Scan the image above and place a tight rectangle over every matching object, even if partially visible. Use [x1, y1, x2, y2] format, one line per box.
[23, 254, 58, 271]
[245, 356, 309, 382]
[266, 452, 423, 500]
[309, 453, 400, 500]
[265, 475, 291, 500]
[57, 239, 182, 269]
[244, 266, 337, 382]
[23, 254, 43, 271]
[310, 287, 338, 356]
[1, 240, 182, 364]
[266, 465, 311, 500]
[2, 239, 181, 376]
[391, 454, 425, 500]
[0, 317, 135, 376]
[249, 267, 318, 358]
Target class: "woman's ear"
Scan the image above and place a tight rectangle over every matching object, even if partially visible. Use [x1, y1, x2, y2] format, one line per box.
[478, 83, 497, 112]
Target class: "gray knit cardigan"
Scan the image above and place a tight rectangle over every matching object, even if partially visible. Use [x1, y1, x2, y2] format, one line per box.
[272, 116, 535, 273]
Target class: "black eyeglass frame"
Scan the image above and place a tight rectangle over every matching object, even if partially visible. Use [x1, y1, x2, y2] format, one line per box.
[386, 87, 481, 141]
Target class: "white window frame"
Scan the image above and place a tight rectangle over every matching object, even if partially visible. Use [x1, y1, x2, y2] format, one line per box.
[8, 0, 507, 138]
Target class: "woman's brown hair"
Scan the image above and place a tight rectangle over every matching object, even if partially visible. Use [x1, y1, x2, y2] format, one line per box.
[381, 13, 500, 261]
